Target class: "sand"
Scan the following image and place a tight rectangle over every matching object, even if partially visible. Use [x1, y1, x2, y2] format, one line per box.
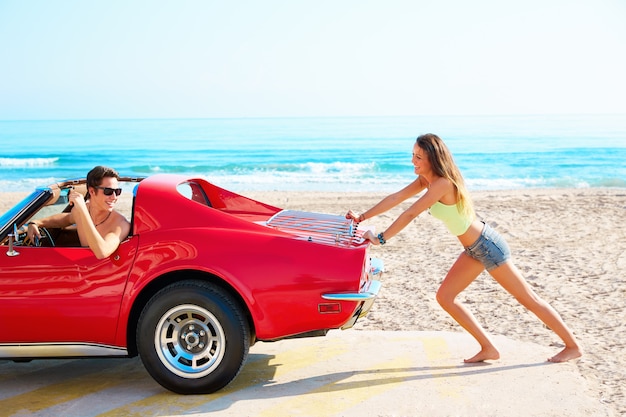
[244, 188, 626, 416]
[2, 188, 625, 415]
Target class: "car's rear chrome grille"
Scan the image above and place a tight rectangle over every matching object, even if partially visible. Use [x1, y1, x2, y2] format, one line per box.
[266, 210, 362, 246]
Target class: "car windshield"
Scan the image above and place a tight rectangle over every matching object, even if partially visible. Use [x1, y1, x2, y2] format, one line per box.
[0, 189, 52, 242]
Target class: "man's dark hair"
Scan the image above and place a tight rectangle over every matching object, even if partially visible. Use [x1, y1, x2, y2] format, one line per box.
[85, 166, 120, 200]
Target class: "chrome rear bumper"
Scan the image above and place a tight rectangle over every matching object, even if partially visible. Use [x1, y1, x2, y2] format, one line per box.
[321, 279, 382, 302]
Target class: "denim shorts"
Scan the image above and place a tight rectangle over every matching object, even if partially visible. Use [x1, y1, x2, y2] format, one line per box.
[464, 222, 511, 271]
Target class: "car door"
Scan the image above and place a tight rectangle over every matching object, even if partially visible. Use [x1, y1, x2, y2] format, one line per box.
[0, 236, 138, 346]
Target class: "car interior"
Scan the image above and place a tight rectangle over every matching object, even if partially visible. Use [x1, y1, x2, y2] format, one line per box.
[2, 180, 137, 249]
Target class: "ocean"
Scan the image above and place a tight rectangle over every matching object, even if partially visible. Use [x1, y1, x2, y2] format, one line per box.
[1, 114, 625, 193]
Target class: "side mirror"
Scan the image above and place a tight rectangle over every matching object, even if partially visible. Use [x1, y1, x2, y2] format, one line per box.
[6, 233, 19, 257]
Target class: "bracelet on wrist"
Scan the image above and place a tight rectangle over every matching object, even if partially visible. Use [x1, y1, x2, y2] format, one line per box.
[377, 232, 386, 245]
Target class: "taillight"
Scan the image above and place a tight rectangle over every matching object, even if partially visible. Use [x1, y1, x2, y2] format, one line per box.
[318, 303, 342, 313]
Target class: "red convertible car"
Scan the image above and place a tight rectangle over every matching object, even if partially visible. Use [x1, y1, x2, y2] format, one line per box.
[0, 174, 382, 394]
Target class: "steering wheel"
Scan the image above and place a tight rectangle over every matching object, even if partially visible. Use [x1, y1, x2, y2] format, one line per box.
[20, 226, 55, 247]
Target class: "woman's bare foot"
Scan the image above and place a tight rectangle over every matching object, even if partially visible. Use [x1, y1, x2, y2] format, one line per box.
[464, 346, 500, 363]
[548, 346, 583, 363]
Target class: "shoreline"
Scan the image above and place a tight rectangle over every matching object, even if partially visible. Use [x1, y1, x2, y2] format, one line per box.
[2, 187, 625, 415]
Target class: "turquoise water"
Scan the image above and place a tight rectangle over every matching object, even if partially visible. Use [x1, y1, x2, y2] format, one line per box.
[1, 114, 625, 192]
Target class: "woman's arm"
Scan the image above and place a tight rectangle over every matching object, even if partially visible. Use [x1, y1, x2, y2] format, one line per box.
[349, 177, 427, 222]
[365, 177, 452, 244]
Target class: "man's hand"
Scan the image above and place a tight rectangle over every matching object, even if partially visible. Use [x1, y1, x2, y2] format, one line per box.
[69, 188, 86, 209]
[26, 222, 41, 241]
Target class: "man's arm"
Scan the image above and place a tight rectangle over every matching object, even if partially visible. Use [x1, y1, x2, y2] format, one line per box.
[75, 212, 129, 259]
[26, 212, 73, 240]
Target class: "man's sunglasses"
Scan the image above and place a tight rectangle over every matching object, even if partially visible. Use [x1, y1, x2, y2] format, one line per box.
[95, 186, 122, 196]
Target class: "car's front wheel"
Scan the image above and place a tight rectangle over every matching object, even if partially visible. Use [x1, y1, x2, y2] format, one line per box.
[137, 280, 250, 394]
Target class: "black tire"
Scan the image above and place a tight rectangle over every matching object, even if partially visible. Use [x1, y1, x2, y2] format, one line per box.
[136, 280, 250, 394]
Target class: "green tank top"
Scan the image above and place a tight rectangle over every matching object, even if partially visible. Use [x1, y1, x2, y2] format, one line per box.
[429, 201, 473, 236]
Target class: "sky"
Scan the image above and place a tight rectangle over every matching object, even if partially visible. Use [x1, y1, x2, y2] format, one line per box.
[1, 0, 625, 120]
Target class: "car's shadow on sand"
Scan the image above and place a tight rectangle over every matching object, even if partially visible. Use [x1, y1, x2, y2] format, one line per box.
[0, 351, 553, 416]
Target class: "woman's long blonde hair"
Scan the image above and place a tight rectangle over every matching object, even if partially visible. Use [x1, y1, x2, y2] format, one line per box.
[416, 133, 475, 220]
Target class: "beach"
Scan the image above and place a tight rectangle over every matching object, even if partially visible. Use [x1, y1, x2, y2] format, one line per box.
[2, 188, 625, 415]
[244, 187, 626, 416]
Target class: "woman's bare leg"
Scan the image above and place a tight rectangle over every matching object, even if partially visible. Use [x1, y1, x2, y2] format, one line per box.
[488, 262, 582, 362]
[437, 252, 500, 363]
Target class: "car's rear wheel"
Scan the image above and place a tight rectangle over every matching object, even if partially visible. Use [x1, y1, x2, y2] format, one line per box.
[137, 280, 249, 394]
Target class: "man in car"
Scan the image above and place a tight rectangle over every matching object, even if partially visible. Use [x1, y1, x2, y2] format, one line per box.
[27, 166, 130, 259]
